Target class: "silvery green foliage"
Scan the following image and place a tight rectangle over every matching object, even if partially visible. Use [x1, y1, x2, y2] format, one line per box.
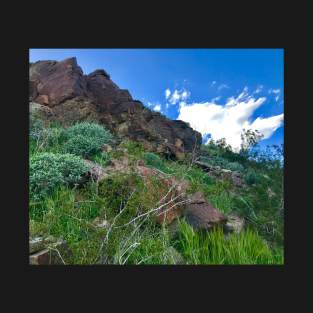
[63, 122, 113, 157]
[227, 162, 244, 173]
[30, 153, 90, 200]
[29, 114, 63, 148]
[29, 114, 44, 141]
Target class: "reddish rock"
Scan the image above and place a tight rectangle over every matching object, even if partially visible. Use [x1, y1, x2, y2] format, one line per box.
[30, 249, 52, 265]
[184, 192, 227, 230]
[30, 57, 87, 107]
[29, 57, 202, 159]
[156, 205, 183, 225]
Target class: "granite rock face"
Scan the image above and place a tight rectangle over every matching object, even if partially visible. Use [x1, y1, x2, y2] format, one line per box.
[29, 57, 202, 159]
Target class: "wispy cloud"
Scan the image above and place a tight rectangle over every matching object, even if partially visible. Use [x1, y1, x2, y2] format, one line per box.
[211, 96, 221, 103]
[166, 88, 191, 105]
[177, 88, 284, 151]
[268, 88, 280, 94]
[210, 81, 217, 87]
[217, 83, 230, 91]
[268, 88, 281, 102]
[254, 85, 263, 94]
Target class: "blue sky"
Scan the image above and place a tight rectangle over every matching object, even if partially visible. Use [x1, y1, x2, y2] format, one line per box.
[30, 48, 284, 150]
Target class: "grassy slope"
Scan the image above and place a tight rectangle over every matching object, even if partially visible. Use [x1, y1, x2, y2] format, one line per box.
[29, 119, 284, 265]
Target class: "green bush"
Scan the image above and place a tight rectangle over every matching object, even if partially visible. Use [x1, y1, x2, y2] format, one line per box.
[143, 152, 163, 168]
[227, 162, 244, 172]
[29, 114, 44, 141]
[30, 152, 90, 200]
[244, 168, 260, 185]
[29, 114, 65, 152]
[63, 122, 113, 157]
[142, 152, 172, 173]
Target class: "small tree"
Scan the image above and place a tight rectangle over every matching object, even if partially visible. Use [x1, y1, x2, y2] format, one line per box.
[240, 129, 264, 156]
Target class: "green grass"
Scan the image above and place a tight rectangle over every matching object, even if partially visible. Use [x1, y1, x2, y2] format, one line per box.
[175, 220, 283, 265]
[29, 117, 284, 265]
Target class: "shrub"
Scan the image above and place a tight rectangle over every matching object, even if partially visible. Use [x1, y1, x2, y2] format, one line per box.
[63, 122, 113, 157]
[29, 114, 64, 152]
[227, 162, 244, 172]
[144, 152, 163, 168]
[143, 152, 172, 173]
[30, 152, 90, 200]
[29, 114, 44, 141]
[244, 168, 260, 185]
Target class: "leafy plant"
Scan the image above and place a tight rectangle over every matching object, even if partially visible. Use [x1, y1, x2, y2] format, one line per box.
[30, 152, 90, 200]
[244, 168, 260, 185]
[63, 122, 113, 158]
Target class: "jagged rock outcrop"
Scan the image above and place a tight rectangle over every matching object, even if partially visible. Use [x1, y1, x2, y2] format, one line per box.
[29, 57, 202, 159]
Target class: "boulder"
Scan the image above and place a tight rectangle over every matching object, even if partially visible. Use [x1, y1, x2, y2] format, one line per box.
[92, 217, 109, 229]
[29, 58, 202, 159]
[29, 236, 72, 265]
[184, 192, 227, 230]
[84, 159, 109, 182]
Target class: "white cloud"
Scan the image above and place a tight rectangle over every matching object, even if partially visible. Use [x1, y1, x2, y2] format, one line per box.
[217, 83, 229, 91]
[169, 90, 181, 104]
[153, 104, 161, 112]
[181, 90, 189, 100]
[268, 88, 280, 94]
[250, 114, 284, 139]
[210, 81, 217, 87]
[268, 88, 281, 102]
[165, 89, 171, 99]
[254, 85, 263, 94]
[177, 91, 284, 151]
[211, 96, 221, 103]
[167, 88, 190, 105]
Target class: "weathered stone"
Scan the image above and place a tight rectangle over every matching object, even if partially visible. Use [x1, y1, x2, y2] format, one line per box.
[101, 144, 113, 152]
[84, 159, 109, 182]
[29, 235, 57, 254]
[184, 192, 227, 230]
[29, 57, 202, 159]
[231, 171, 244, 187]
[30, 249, 52, 265]
[156, 205, 183, 225]
[30, 101, 56, 125]
[221, 169, 232, 180]
[224, 214, 245, 234]
[92, 217, 109, 228]
[29, 237, 72, 265]
[29, 237, 45, 254]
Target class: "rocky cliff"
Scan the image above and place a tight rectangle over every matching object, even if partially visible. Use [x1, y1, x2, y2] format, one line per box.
[29, 57, 202, 159]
